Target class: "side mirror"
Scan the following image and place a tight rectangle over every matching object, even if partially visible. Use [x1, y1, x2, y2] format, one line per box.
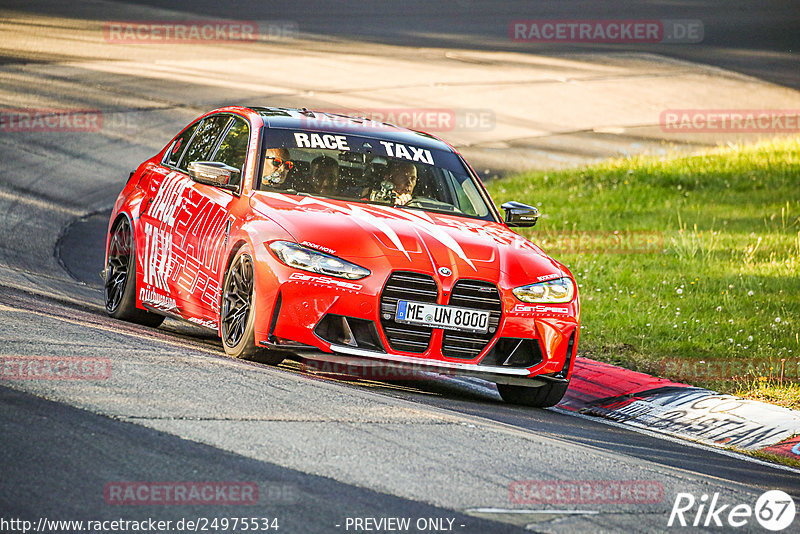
[501, 201, 539, 228]
[187, 161, 240, 192]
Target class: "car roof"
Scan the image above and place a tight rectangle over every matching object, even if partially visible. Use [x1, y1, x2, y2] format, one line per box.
[249, 106, 456, 153]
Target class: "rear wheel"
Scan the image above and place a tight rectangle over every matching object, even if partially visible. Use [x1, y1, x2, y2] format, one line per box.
[220, 248, 285, 365]
[104, 217, 164, 327]
[497, 379, 570, 408]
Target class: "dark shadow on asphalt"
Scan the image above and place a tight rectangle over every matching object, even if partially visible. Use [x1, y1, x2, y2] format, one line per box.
[0, 385, 521, 533]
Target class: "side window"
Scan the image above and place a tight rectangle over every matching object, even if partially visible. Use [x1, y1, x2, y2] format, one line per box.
[212, 116, 250, 187]
[164, 121, 200, 167]
[178, 115, 231, 172]
[456, 174, 489, 217]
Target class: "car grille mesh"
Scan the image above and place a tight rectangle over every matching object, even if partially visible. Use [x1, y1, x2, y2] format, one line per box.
[379, 273, 502, 358]
[442, 280, 502, 359]
[380, 272, 438, 353]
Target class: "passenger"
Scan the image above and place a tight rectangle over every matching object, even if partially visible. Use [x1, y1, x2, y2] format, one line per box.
[387, 160, 417, 205]
[262, 148, 293, 188]
[309, 155, 339, 195]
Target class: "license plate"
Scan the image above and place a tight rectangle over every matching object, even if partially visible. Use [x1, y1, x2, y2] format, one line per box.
[395, 300, 490, 334]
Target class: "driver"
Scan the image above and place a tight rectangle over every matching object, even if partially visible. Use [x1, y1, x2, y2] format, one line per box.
[387, 161, 417, 205]
[262, 148, 293, 189]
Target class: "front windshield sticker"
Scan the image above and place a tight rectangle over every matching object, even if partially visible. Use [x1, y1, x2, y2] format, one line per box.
[293, 132, 350, 151]
[261, 128, 496, 221]
[379, 141, 434, 165]
[290, 131, 434, 165]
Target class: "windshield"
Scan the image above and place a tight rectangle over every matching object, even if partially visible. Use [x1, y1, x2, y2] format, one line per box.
[257, 129, 495, 220]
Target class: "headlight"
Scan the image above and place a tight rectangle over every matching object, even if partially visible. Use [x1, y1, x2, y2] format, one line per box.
[513, 277, 575, 303]
[269, 241, 370, 280]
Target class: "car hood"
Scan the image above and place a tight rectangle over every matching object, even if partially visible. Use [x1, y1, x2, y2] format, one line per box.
[250, 192, 566, 284]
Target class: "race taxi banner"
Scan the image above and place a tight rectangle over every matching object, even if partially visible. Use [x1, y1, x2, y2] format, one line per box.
[261, 129, 469, 173]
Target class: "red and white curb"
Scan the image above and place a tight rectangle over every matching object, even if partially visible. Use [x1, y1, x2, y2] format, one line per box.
[559, 358, 800, 460]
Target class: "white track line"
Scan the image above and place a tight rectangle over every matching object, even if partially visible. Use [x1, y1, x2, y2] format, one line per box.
[466, 508, 600, 515]
[0, 187, 84, 217]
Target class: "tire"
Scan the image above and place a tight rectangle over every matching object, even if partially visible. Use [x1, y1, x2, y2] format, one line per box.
[497, 379, 570, 408]
[104, 217, 165, 328]
[220, 248, 285, 365]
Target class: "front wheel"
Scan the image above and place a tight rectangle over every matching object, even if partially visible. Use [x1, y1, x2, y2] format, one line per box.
[497, 379, 570, 408]
[220, 248, 284, 365]
[104, 217, 164, 328]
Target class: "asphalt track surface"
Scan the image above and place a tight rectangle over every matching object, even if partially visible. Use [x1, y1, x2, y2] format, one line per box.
[1, 1, 799, 533]
[126, 0, 800, 90]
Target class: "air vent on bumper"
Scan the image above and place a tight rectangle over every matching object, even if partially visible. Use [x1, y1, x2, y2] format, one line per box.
[480, 338, 544, 368]
[315, 314, 385, 352]
[554, 330, 577, 379]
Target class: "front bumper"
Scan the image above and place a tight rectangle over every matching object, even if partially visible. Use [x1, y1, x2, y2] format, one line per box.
[319, 345, 569, 387]
[252, 247, 579, 382]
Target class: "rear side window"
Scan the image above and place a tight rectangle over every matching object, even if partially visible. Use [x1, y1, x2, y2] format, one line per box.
[178, 115, 231, 171]
[164, 121, 199, 167]
[212, 116, 250, 187]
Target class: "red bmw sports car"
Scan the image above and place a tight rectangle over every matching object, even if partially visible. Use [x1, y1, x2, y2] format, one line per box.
[103, 106, 580, 407]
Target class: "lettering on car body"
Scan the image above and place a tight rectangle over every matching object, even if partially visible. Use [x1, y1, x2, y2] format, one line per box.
[140, 170, 228, 312]
[301, 241, 336, 255]
[288, 272, 362, 291]
[537, 273, 562, 282]
[513, 304, 571, 315]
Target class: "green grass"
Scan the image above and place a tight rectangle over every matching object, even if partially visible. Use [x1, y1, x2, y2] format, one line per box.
[735, 447, 800, 469]
[486, 137, 800, 409]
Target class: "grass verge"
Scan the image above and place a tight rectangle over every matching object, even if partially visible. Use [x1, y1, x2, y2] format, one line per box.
[486, 136, 800, 410]
[734, 447, 800, 469]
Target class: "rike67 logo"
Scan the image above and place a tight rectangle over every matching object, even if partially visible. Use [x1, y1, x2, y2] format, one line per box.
[668, 490, 796, 531]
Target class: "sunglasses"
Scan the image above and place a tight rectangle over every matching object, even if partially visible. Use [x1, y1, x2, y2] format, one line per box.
[266, 157, 293, 170]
